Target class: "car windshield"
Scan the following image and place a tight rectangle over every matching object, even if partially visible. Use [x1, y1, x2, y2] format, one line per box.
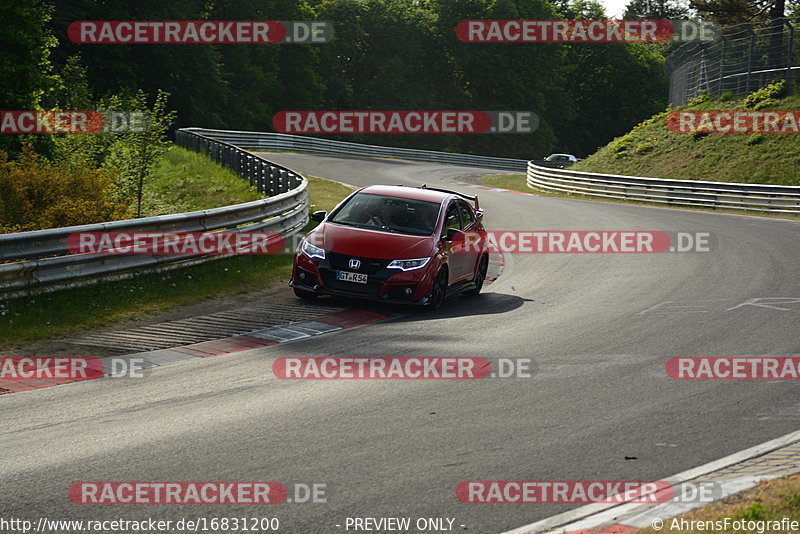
[329, 193, 440, 236]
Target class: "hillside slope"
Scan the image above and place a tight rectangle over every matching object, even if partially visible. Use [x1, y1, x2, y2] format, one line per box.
[571, 82, 800, 186]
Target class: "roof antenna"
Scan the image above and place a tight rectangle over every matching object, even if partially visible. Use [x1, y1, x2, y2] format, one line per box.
[420, 184, 427, 189]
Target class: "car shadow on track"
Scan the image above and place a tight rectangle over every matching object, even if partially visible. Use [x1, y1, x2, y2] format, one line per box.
[310, 291, 531, 320]
[401, 292, 533, 320]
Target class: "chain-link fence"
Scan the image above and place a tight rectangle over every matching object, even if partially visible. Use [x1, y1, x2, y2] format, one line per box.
[665, 18, 798, 106]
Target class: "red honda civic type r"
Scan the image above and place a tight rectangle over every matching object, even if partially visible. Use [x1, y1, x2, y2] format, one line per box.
[290, 184, 489, 309]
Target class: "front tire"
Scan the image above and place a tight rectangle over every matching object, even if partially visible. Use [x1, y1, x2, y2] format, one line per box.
[427, 268, 448, 310]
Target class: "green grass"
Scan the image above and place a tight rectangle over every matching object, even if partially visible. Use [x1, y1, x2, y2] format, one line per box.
[0, 254, 295, 346]
[0, 170, 354, 348]
[141, 146, 264, 216]
[571, 84, 800, 186]
[306, 175, 353, 213]
[481, 174, 529, 192]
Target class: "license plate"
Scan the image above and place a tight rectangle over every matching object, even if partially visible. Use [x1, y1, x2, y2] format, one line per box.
[336, 271, 368, 284]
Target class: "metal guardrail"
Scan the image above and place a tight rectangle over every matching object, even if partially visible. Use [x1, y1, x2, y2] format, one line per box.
[0, 130, 309, 298]
[182, 128, 529, 172]
[527, 162, 800, 214]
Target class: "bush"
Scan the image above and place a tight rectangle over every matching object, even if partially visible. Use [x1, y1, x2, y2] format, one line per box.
[744, 80, 786, 109]
[0, 145, 132, 233]
[635, 137, 658, 154]
[688, 90, 710, 105]
[610, 136, 635, 157]
[53, 88, 177, 217]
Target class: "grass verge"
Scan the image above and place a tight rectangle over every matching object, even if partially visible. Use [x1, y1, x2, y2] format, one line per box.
[571, 83, 800, 186]
[0, 174, 353, 348]
[636, 473, 800, 533]
[141, 145, 264, 216]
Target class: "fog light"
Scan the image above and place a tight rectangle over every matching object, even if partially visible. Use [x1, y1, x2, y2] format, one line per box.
[299, 272, 306, 280]
[404, 287, 413, 295]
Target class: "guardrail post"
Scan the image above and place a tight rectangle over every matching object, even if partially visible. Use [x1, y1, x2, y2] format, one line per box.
[253, 162, 262, 193]
[279, 170, 287, 194]
[786, 20, 795, 93]
[718, 36, 727, 95]
[746, 29, 756, 94]
[269, 167, 279, 196]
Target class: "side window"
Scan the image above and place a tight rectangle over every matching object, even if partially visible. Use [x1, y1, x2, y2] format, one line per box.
[457, 200, 475, 229]
[442, 202, 461, 238]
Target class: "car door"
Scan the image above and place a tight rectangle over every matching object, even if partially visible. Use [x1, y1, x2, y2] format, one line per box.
[441, 200, 470, 283]
[456, 199, 482, 276]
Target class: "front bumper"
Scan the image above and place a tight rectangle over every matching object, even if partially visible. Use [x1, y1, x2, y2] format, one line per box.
[292, 252, 434, 305]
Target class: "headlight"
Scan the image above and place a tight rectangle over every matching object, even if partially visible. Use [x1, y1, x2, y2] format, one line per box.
[301, 239, 325, 260]
[387, 257, 430, 271]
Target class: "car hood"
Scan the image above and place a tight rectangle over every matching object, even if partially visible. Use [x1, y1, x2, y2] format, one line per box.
[311, 223, 435, 259]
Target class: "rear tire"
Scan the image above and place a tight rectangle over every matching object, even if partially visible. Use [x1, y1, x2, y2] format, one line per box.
[465, 255, 488, 296]
[294, 287, 318, 300]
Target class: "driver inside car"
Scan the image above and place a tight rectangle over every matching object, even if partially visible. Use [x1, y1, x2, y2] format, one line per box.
[363, 197, 394, 227]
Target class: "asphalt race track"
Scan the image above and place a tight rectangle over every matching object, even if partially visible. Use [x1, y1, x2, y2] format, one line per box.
[2, 154, 800, 533]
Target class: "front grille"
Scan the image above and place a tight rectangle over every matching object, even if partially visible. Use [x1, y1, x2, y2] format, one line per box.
[327, 252, 390, 275]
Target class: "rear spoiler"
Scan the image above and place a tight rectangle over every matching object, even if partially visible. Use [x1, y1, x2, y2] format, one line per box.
[419, 184, 479, 209]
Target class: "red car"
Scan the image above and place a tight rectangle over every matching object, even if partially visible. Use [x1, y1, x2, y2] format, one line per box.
[290, 185, 489, 309]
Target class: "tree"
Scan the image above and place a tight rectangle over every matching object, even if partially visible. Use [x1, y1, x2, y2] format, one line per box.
[689, 0, 789, 24]
[46, 0, 231, 129]
[0, 0, 58, 157]
[557, 0, 669, 155]
[623, 0, 690, 19]
[101, 90, 176, 217]
[429, 0, 565, 157]
[316, 0, 463, 152]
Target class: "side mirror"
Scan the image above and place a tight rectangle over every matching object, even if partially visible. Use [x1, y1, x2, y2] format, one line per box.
[446, 228, 465, 242]
[311, 211, 327, 223]
[475, 209, 484, 220]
